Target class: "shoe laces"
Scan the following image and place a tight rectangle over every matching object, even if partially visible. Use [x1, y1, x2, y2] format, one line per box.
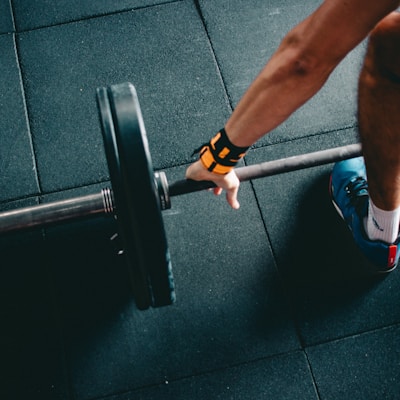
[345, 176, 369, 212]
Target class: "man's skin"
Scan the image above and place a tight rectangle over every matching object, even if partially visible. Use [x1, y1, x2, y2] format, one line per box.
[359, 11, 400, 211]
[186, 0, 400, 210]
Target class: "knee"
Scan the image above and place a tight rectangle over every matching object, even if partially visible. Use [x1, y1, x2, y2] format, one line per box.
[366, 12, 400, 82]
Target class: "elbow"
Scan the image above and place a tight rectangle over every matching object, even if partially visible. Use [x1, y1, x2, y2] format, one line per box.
[277, 24, 343, 79]
[291, 56, 318, 77]
[278, 31, 337, 81]
[272, 48, 333, 87]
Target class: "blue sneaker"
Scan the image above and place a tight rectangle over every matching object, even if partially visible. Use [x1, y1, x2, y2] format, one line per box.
[330, 157, 399, 273]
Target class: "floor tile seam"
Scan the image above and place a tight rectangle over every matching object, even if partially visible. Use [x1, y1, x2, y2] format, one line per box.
[301, 323, 400, 399]
[246, 173, 278, 263]
[0, 180, 111, 208]
[249, 123, 359, 153]
[240, 122, 361, 353]
[303, 350, 323, 400]
[244, 163, 306, 350]
[38, 181, 112, 199]
[39, 180, 111, 200]
[8, 0, 16, 32]
[12, 0, 184, 34]
[152, 115, 358, 171]
[89, 349, 308, 400]
[150, 120, 358, 175]
[303, 320, 400, 350]
[0, 193, 38, 207]
[193, 0, 234, 112]
[11, 33, 42, 194]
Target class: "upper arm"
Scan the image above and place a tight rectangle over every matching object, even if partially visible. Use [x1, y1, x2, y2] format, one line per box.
[292, 0, 400, 64]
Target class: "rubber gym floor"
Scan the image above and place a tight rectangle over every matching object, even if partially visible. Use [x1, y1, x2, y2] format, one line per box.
[1, 1, 400, 399]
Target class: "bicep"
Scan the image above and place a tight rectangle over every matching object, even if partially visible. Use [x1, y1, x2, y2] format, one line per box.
[300, 0, 400, 62]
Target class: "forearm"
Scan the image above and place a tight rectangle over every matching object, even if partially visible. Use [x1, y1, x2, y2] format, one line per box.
[225, 41, 335, 147]
[186, 0, 400, 210]
[225, 0, 400, 148]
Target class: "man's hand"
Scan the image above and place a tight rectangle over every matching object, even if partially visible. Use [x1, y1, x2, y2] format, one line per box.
[185, 160, 241, 209]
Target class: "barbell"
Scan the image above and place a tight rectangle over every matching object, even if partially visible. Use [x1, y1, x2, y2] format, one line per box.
[0, 82, 362, 310]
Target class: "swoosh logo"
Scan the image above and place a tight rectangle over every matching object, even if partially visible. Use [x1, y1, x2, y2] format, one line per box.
[372, 217, 384, 232]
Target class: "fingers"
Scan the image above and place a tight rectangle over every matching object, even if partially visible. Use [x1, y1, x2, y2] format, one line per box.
[226, 186, 240, 210]
[213, 171, 240, 210]
[223, 171, 240, 209]
[213, 187, 223, 196]
[213, 185, 239, 209]
[186, 160, 241, 209]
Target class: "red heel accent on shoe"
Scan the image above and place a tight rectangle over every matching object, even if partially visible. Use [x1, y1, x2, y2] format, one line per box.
[388, 245, 397, 268]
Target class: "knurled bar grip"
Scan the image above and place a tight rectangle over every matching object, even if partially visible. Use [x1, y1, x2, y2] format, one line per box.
[168, 143, 362, 196]
[0, 143, 362, 234]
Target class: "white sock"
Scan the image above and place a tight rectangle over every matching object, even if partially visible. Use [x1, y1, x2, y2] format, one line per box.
[364, 200, 400, 244]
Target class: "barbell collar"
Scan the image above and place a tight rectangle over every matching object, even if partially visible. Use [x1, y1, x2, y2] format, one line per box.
[168, 143, 362, 197]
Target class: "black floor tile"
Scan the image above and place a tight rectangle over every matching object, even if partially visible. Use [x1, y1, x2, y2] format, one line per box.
[0, 0, 14, 33]
[307, 325, 400, 399]
[44, 213, 128, 400]
[3, 2, 399, 400]
[245, 129, 360, 284]
[44, 165, 300, 400]
[246, 132, 400, 345]
[0, 34, 39, 202]
[0, 196, 38, 211]
[109, 351, 318, 400]
[199, 0, 364, 146]
[16, 1, 230, 193]
[295, 273, 400, 347]
[12, 0, 175, 31]
[0, 231, 69, 400]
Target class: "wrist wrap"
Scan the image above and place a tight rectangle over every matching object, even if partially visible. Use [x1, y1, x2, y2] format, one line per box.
[193, 128, 249, 175]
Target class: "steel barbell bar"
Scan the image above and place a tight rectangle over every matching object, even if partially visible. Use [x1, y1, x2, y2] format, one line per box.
[0, 189, 114, 234]
[0, 82, 363, 310]
[0, 142, 362, 235]
[167, 142, 362, 197]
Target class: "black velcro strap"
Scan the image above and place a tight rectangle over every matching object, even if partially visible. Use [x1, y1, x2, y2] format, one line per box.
[192, 128, 249, 174]
[208, 128, 249, 167]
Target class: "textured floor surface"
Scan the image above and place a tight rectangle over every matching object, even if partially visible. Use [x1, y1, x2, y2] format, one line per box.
[1, 1, 400, 399]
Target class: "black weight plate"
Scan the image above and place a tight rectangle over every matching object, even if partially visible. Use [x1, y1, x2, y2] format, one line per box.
[96, 86, 151, 310]
[106, 82, 175, 308]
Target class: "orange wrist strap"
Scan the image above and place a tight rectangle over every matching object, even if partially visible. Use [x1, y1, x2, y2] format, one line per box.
[193, 128, 249, 175]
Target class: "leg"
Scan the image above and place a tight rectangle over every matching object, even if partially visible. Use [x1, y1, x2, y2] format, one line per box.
[330, 12, 400, 271]
[359, 11, 400, 210]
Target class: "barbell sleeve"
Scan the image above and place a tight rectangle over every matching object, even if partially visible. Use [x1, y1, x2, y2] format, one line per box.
[168, 143, 362, 197]
[0, 188, 114, 234]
